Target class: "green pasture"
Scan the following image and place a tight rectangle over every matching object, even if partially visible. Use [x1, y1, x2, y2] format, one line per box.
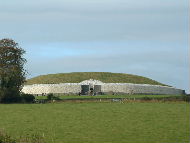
[0, 102, 189, 143]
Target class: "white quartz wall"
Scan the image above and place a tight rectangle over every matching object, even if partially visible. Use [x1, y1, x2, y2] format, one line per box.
[22, 83, 184, 95]
[101, 83, 184, 95]
[22, 83, 81, 94]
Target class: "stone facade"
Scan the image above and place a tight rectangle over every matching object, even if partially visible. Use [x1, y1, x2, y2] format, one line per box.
[101, 83, 184, 95]
[22, 83, 81, 95]
[22, 79, 185, 95]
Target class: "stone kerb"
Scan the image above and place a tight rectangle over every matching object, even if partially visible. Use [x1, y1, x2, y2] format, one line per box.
[101, 83, 184, 95]
[22, 83, 81, 95]
[22, 79, 184, 95]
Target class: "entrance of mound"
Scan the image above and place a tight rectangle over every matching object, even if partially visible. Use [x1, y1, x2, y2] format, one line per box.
[80, 79, 103, 95]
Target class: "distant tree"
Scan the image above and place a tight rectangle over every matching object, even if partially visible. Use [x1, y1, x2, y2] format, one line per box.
[0, 39, 26, 103]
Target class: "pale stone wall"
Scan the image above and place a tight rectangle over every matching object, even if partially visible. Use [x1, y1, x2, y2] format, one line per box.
[22, 82, 184, 95]
[101, 83, 184, 95]
[22, 83, 81, 94]
[80, 79, 103, 85]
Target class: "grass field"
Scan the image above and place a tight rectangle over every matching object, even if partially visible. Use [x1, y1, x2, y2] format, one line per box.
[26, 72, 166, 86]
[0, 102, 189, 143]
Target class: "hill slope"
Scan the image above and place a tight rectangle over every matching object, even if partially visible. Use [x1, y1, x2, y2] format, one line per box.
[26, 72, 166, 86]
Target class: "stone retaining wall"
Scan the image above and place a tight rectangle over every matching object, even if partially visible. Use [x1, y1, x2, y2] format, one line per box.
[22, 82, 184, 95]
[22, 83, 81, 95]
[101, 83, 184, 95]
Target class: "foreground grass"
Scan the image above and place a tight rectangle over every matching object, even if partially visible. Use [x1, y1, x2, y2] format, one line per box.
[0, 102, 189, 143]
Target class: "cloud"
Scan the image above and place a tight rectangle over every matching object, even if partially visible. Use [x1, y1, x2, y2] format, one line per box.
[0, 0, 189, 92]
[0, 0, 188, 43]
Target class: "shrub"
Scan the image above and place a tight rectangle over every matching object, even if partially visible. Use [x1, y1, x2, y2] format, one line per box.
[18, 133, 45, 143]
[141, 96, 152, 101]
[20, 94, 35, 103]
[47, 93, 60, 101]
[0, 130, 46, 143]
[0, 130, 16, 143]
[0, 88, 21, 103]
[52, 96, 60, 100]
[182, 95, 190, 102]
[47, 93, 54, 100]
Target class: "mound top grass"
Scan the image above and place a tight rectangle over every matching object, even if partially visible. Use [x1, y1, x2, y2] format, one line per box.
[26, 72, 166, 85]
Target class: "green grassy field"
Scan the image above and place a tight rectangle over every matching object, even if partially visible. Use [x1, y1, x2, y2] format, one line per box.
[26, 72, 166, 86]
[0, 102, 189, 143]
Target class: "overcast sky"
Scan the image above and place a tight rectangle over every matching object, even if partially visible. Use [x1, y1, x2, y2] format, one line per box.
[0, 0, 189, 93]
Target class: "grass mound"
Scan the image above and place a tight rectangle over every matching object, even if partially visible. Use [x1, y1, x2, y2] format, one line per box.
[26, 72, 166, 85]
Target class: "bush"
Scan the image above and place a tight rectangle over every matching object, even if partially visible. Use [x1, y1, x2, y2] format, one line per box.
[182, 95, 190, 102]
[18, 133, 45, 143]
[0, 130, 46, 143]
[47, 93, 54, 100]
[141, 97, 152, 101]
[47, 93, 60, 101]
[0, 88, 21, 103]
[0, 92, 35, 103]
[20, 94, 35, 103]
[0, 130, 16, 143]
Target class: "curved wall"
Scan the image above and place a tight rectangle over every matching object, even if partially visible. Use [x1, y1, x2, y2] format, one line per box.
[101, 83, 184, 95]
[22, 83, 81, 95]
[22, 82, 184, 95]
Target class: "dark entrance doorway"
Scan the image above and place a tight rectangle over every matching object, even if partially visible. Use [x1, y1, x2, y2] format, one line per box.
[94, 85, 101, 94]
[81, 85, 101, 95]
[81, 85, 89, 95]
